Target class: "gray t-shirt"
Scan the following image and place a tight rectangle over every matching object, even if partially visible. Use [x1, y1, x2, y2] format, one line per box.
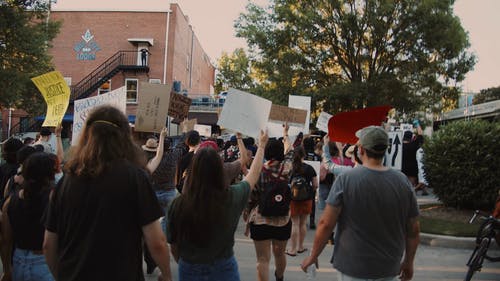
[326, 165, 419, 279]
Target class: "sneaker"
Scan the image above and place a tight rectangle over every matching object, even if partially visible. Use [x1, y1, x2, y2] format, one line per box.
[275, 271, 284, 281]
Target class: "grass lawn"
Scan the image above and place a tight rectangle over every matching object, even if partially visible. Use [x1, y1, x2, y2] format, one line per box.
[419, 204, 481, 237]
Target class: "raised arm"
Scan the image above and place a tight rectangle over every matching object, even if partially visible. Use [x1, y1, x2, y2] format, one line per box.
[282, 123, 292, 153]
[322, 135, 352, 176]
[236, 132, 249, 170]
[146, 127, 167, 173]
[244, 130, 268, 189]
[55, 123, 64, 164]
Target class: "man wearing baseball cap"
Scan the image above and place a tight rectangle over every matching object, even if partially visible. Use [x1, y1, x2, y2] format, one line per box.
[302, 126, 420, 281]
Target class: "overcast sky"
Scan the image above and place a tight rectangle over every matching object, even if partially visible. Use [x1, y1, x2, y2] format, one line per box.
[54, 0, 500, 92]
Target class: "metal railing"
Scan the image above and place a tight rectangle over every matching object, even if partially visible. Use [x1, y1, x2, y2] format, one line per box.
[70, 50, 149, 101]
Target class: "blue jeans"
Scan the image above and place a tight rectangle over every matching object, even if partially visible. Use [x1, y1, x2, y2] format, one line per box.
[12, 248, 54, 281]
[179, 256, 240, 281]
[317, 183, 331, 210]
[337, 272, 398, 281]
[155, 189, 178, 235]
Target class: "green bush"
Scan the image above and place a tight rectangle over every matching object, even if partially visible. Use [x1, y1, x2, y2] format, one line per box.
[423, 120, 500, 210]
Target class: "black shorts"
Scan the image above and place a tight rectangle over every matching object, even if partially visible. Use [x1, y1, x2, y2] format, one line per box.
[250, 220, 292, 241]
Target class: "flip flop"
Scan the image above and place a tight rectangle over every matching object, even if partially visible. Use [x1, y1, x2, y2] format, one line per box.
[298, 248, 308, 254]
[285, 251, 297, 257]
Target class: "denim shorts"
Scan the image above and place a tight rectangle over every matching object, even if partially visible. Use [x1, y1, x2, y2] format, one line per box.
[337, 271, 398, 281]
[155, 189, 178, 234]
[12, 248, 54, 281]
[178, 255, 240, 281]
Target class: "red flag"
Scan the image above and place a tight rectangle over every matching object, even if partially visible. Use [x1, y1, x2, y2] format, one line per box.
[328, 106, 392, 143]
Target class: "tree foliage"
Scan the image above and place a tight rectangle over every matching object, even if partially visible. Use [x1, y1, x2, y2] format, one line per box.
[473, 86, 500, 104]
[215, 48, 254, 94]
[234, 0, 475, 114]
[0, 0, 60, 114]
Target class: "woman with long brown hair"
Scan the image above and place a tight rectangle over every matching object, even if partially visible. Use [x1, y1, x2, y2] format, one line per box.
[287, 146, 317, 256]
[167, 130, 268, 281]
[43, 105, 172, 281]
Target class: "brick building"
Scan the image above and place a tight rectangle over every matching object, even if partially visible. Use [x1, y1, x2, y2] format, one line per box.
[2, 0, 215, 140]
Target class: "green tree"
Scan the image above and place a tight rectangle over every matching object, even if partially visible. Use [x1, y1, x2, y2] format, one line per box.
[0, 0, 60, 114]
[473, 86, 500, 104]
[235, 0, 475, 114]
[215, 48, 254, 94]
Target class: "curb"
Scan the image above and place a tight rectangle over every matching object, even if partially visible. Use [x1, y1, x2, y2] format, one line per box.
[420, 233, 500, 250]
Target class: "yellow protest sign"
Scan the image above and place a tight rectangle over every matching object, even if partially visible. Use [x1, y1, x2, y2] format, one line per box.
[31, 71, 70, 127]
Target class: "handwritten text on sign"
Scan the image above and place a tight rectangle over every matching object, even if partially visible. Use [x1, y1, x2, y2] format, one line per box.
[31, 71, 71, 127]
[168, 92, 192, 120]
[269, 104, 307, 125]
[135, 82, 171, 133]
[72, 86, 127, 145]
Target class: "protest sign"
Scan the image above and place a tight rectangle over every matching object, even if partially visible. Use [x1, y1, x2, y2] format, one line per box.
[31, 71, 71, 127]
[194, 124, 212, 137]
[328, 106, 392, 143]
[180, 118, 197, 132]
[304, 160, 321, 187]
[266, 121, 304, 145]
[135, 82, 170, 133]
[316, 111, 332, 133]
[217, 88, 272, 138]
[384, 131, 403, 170]
[269, 104, 307, 125]
[72, 86, 126, 145]
[288, 95, 311, 133]
[400, 123, 413, 132]
[168, 92, 192, 120]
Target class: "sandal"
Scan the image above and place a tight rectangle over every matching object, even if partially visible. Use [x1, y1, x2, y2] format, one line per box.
[298, 248, 308, 253]
[285, 251, 297, 257]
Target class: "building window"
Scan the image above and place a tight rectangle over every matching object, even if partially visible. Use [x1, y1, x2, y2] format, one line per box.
[98, 79, 111, 95]
[149, 78, 161, 84]
[126, 78, 138, 103]
[64, 77, 72, 86]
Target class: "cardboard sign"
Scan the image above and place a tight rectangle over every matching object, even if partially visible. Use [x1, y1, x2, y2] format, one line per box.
[266, 121, 304, 145]
[288, 95, 311, 133]
[72, 86, 127, 145]
[180, 118, 197, 132]
[31, 71, 71, 127]
[135, 82, 171, 133]
[217, 88, 272, 138]
[316, 111, 332, 133]
[304, 160, 321, 187]
[269, 104, 307, 125]
[168, 92, 192, 120]
[194, 124, 212, 137]
[400, 123, 413, 132]
[384, 131, 403, 170]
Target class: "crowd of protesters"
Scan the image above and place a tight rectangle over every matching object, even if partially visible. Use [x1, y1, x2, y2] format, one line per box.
[0, 104, 435, 281]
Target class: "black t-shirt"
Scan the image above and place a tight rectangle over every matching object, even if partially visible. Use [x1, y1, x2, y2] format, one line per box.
[292, 163, 317, 185]
[45, 160, 163, 281]
[8, 189, 50, 251]
[175, 151, 194, 193]
[402, 135, 424, 177]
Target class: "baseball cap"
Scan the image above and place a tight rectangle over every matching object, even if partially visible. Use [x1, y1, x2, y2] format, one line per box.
[355, 126, 389, 152]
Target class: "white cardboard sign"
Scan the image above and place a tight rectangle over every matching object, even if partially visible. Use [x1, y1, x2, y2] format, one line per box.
[316, 111, 332, 133]
[72, 86, 127, 145]
[288, 95, 311, 133]
[217, 88, 272, 138]
[384, 131, 403, 170]
[194, 124, 212, 137]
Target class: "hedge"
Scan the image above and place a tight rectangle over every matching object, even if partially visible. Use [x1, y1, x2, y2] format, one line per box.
[423, 120, 500, 210]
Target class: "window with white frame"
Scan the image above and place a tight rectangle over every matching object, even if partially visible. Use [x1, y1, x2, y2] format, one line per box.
[125, 78, 138, 103]
[98, 79, 111, 95]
